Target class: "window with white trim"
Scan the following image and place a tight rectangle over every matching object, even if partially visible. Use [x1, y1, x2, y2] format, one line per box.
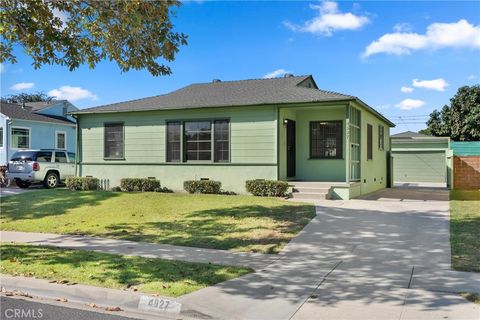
[56, 131, 66, 149]
[11, 128, 30, 149]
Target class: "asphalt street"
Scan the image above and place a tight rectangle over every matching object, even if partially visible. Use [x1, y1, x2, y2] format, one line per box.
[1, 297, 139, 320]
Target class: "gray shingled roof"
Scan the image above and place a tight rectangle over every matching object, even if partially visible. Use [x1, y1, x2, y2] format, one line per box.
[391, 131, 429, 138]
[74, 75, 354, 113]
[0, 102, 75, 125]
[25, 100, 67, 111]
[72, 75, 394, 126]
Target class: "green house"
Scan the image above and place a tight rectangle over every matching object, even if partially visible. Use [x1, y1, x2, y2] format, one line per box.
[72, 75, 394, 199]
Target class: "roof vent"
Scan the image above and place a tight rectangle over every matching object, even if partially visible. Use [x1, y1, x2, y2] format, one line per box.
[212, 79, 221, 83]
[283, 73, 294, 78]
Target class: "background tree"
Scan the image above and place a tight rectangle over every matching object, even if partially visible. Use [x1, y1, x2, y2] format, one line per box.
[1, 92, 53, 104]
[421, 85, 480, 141]
[0, 0, 187, 76]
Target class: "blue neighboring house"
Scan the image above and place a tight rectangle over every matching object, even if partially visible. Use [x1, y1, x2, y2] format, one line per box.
[0, 100, 78, 166]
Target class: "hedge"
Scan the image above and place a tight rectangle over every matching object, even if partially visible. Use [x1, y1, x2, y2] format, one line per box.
[245, 180, 289, 197]
[120, 178, 161, 192]
[65, 177, 99, 191]
[184, 180, 221, 194]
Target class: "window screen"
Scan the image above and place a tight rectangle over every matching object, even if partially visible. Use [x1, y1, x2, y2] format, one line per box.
[184, 121, 211, 161]
[56, 132, 66, 149]
[104, 123, 124, 159]
[214, 120, 229, 162]
[166, 122, 181, 162]
[310, 121, 342, 159]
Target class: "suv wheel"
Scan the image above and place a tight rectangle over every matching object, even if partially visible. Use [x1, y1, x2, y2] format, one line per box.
[44, 172, 59, 189]
[16, 179, 31, 189]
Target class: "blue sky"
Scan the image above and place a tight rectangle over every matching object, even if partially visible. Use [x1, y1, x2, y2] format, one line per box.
[1, 1, 479, 134]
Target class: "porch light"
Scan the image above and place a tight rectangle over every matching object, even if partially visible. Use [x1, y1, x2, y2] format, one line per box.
[283, 119, 289, 125]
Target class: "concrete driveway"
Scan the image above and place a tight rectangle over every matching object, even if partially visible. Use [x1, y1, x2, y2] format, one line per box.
[180, 187, 479, 320]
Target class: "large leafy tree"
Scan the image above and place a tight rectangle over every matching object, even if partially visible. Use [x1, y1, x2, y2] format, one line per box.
[0, 0, 187, 76]
[421, 85, 480, 141]
[1, 92, 53, 104]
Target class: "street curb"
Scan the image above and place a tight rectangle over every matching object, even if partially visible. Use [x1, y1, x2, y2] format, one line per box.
[0, 275, 213, 320]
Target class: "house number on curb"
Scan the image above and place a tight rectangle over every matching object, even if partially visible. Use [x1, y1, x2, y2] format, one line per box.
[138, 295, 182, 314]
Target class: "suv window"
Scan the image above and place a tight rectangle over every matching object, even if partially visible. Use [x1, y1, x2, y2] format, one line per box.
[68, 152, 76, 163]
[36, 151, 53, 162]
[10, 151, 52, 162]
[55, 152, 67, 163]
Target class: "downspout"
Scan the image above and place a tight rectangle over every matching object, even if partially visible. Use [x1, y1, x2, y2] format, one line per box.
[276, 105, 280, 181]
[73, 114, 79, 176]
[6, 118, 12, 164]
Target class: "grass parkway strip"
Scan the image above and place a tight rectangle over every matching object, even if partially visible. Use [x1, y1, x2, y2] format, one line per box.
[0, 243, 252, 297]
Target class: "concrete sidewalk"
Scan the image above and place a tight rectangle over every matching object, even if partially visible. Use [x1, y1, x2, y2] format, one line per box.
[0, 231, 277, 271]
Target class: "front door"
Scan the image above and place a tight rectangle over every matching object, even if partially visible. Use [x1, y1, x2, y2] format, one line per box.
[286, 120, 296, 178]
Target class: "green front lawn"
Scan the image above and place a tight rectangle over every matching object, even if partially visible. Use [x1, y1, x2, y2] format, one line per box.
[0, 244, 251, 297]
[450, 190, 480, 272]
[0, 190, 315, 253]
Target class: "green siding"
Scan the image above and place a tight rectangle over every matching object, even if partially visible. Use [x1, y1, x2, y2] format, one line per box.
[393, 151, 446, 183]
[78, 106, 278, 193]
[355, 101, 391, 195]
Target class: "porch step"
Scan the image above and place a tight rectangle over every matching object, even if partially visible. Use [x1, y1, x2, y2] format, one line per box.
[291, 192, 329, 200]
[292, 187, 330, 193]
[289, 181, 338, 200]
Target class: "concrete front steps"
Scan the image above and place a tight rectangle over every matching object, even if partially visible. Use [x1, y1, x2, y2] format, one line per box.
[289, 181, 339, 200]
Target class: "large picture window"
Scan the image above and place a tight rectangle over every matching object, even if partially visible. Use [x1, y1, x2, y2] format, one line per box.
[11, 127, 30, 149]
[214, 120, 229, 162]
[184, 121, 212, 161]
[104, 123, 124, 159]
[166, 119, 230, 163]
[166, 122, 181, 162]
[310, 121, 342, 159]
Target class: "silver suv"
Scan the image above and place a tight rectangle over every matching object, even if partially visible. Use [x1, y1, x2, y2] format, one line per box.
[7, 150, 76, 189]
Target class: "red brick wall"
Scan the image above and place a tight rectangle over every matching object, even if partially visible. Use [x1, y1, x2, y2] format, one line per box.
[453, 156, 480, 189]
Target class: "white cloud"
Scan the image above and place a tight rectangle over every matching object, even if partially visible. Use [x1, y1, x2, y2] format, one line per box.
[0, 63, 4, 74]
[48, 86, 98, 101]
[412, 78, 449, 91]
[284, 1, 369, 36]
[393, 22, 413, 33]
[10, 82, 35, 91]
[395, 98, 426, 110]
[263, 69, 291, 79]
[468, 74, 477, 80]
[363, 19, 480, 57]
[401, 86, 414, 93]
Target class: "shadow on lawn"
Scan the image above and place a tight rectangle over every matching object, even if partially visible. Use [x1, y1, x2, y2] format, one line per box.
[0, 190, 120, 221]
[103, 204, 315, 253]
[0, 244, 251, 296]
